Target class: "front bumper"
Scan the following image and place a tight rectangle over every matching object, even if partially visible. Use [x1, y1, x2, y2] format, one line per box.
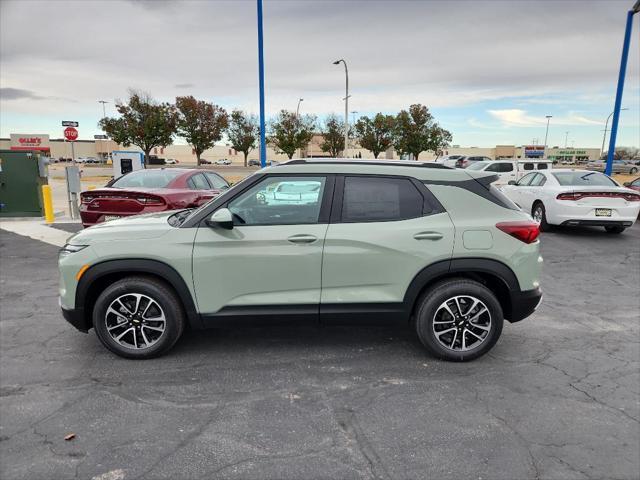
[508, 287, 543, 323]
[60, 298, 88, 333]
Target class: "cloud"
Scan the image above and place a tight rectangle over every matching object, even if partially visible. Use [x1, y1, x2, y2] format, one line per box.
[1, 87, 45, 100]
[174, 83, 195, 89]
[488, 109, 605, 127]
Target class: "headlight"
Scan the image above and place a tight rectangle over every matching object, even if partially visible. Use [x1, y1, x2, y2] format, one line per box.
[60, 244, 88, 255]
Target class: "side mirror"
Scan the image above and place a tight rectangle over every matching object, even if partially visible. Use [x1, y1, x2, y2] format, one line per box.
[207, 208, 233, 230]
[508, 180, 517, 185]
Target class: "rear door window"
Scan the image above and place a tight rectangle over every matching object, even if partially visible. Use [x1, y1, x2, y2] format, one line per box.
[188, 173, 211, 190]
[341, 176, 423, 223]
[518, 173, 537, 186]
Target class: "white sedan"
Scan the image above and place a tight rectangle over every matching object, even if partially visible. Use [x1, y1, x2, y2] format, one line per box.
[500, 169, 640, 234]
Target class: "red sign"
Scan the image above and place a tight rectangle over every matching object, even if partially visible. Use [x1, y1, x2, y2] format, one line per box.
[64, 127, 78, 142]
[18, 137, 42, 146]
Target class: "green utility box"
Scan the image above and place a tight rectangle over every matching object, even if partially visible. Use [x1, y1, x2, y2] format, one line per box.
[0, 150, 49, 217]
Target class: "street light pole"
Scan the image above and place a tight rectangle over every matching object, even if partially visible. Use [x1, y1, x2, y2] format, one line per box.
[257, 0, 267, 168]
[564, 131, 569, 148]
[543, 115, 552, 158]
[98, 100, 108, 119]
[296, 98, 304, 117]
[601, 108, 628, 158]
[333, 59, 349, 156]
[606, 0, 639, 176]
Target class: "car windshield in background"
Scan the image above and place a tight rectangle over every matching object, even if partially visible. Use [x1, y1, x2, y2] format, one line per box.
[552, 172, 617, 187]
[111, 170, 183, 188]
[467, 161, 490, 171]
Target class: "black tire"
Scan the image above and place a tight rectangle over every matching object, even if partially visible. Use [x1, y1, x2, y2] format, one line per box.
[532, 202, 552, 232]
[415, 278, 503, 362]
[604, 225, 626, 234]
[630, 167, 638, 175]
[92, 276, 186, 359]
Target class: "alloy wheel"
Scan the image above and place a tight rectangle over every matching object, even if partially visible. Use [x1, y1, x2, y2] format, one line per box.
[105, 293, 166, 350]
[533, 206, 544, 224]
[432, 295, 491, 351]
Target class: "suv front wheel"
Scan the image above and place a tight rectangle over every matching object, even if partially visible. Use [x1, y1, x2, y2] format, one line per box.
[92, 276, 186, 359]
[415, 279, 504, 361]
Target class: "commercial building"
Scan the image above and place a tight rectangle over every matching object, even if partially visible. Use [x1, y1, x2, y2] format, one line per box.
[0, 134, 601, 166]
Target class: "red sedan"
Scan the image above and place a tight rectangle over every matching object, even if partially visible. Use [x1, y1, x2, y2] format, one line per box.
[79, 168, 230, 227]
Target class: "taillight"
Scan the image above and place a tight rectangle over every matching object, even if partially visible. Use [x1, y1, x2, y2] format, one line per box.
[557, 192, 640, 201]
[496, 221, 540, 244]
[136, 195, 164, 205]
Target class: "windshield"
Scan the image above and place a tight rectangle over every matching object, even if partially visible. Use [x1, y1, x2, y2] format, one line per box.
[552, 171, 617, 187]
[467, 162, 489, 171]
[111, 170, 182, 188]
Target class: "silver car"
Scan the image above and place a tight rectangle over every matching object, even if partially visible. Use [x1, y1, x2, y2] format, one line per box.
[587, 160, 639, 174]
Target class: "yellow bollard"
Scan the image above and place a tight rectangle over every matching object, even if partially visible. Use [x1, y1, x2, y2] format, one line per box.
[42, 184, 55, 224]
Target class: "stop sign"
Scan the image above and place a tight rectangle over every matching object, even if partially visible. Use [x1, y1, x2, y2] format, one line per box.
[64, 127, 78, 141]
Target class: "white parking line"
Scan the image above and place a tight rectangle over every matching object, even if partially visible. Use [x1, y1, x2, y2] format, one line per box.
[0, 220, 72, 247]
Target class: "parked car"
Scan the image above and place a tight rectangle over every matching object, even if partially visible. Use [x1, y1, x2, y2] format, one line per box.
[435, 155, 464, 168]
[200, 159, 212, 165]
[258, 180, 322, 205]
[466, 159, 553, 185]
[500, 169, 640, 233]
[455, 156, 493, 169]
[61, 158, 542, 361]
[165, 159, 179, 165]
[84, 157, 100, 164]
[215, 159, 232, 165]
[78, 168, 230, 227]
[586, 159, 639, 174]
[248, 159, 261, 167]
[623, 177, 640, 192]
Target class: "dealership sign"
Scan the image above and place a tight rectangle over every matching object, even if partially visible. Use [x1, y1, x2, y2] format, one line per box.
[9, 134, 51, 151]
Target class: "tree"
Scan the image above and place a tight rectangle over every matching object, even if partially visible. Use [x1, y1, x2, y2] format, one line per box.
[175, 96, 228, 166]
[393, 104, 451, 160]
[228, 110, 259, 167]
[429, 125, 453, 159]
[601, 146, 639, 160]
[268, 110, 316, 159]
[320, 114, 345, 157]
[99, 91, 177, 162]
[354, 113, 396, 158]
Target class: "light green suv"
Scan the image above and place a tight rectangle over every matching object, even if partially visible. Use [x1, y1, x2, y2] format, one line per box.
[59, 159, 543, 361]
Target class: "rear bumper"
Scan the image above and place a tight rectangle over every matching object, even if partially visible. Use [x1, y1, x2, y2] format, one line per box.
[508, 287, 543, 323]
[60, 299, 88, 333]
[560, 219, 633, 227]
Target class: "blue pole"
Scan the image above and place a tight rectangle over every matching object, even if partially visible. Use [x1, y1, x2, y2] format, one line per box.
[257, 0, 267, 168]
[606, 9, 635, 176]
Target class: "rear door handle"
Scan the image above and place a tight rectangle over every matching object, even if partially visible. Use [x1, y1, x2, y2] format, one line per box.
[414, 231, 443, 241]
[287, 234, 318, 244]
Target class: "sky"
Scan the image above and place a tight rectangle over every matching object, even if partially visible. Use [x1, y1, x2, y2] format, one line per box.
[1, 0, 639, 149]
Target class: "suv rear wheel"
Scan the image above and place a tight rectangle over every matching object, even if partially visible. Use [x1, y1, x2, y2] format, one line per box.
[415, 278, 503, 361]
[92, 276, 186, 359]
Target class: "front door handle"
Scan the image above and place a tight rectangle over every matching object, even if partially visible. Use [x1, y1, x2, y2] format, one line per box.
[287, 234, 318, 244]
[414, 231, 443, 241]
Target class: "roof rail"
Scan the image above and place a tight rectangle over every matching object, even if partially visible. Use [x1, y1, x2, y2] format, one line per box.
[282, 159, 451, 169]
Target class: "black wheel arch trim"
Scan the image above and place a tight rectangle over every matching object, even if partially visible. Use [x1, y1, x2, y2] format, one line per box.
[403, 257, 521, 318]
[75, 258, 201, 330]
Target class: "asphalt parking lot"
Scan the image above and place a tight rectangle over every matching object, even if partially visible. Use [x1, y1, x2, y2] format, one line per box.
[1, 224, 639, 480]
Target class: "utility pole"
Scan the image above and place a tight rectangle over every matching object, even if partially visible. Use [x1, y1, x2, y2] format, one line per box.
[296, 98, 304, 117]
[543, 115, 552, 158]
[564, 131, 569, 148]
[333, 59, 349, 156]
